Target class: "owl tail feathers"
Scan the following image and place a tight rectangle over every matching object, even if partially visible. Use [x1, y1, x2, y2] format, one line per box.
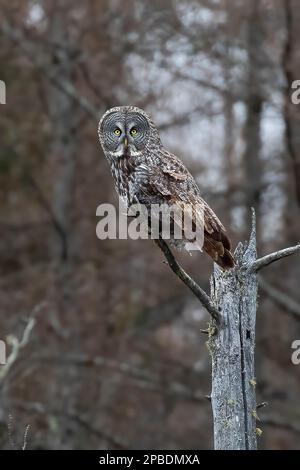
[203, 233, 235, 270]
[214, 248, 235, 270]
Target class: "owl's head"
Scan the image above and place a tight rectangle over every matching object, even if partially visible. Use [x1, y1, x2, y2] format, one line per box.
[98, 106, 161, 159]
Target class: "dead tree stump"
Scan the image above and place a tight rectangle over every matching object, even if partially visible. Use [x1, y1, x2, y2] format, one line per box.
[155, 209, 300, 450]
[208, 216, 257, 450]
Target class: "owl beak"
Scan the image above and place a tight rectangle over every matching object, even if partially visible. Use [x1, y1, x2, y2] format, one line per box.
[124, 136, 129, 148]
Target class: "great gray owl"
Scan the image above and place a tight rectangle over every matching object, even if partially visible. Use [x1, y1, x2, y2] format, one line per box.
[98, 106, 235, 269]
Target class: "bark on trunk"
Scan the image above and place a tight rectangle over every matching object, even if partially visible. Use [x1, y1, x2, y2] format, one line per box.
[208, 213, 258, 450]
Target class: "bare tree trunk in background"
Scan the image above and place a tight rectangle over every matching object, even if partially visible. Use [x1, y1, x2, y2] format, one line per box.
[47, 1, 77, 260]
[222, 18, 235, 193]
[45, 2, 83, 447]
[208, 216, 257, 450]
[243, 0, 263, 217]
[283, 0, 300, 208]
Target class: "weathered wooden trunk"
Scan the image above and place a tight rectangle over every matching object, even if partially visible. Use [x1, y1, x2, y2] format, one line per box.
[208, 220, 258, 450]
[154, 212, 300, 450]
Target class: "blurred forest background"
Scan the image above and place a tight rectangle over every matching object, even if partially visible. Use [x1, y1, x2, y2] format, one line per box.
[0, 0, 300, 450]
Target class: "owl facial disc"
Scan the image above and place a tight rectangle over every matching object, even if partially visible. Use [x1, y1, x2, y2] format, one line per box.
[98, 106, 151, 158]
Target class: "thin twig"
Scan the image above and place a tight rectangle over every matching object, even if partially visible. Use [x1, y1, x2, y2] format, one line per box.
[154, 238, 220, 323]
[7, 414, 15, 449]
[0, 318, 36, 382]
[250, 244, 300, 272]
[257, 401, 268, 409]
[25, 172, 68, 260]
[263, 416, 300, 436]
[30, 353, 208, 402]
[22, 424, 30, 450]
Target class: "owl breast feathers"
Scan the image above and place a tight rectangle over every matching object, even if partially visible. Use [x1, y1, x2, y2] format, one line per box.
[98, 105, 235, 270]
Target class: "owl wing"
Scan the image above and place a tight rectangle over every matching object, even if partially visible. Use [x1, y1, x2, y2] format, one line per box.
[146, 150, 235, 269]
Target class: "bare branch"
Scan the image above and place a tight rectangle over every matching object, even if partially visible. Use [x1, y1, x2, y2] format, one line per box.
[0, 303, 45, 383]
[46, 70, 99, 120]
[25, 171, 68, 260]
[250, 244, 300, 272]
[0, 318, 35, 382]
[259, 276, 300, 321]
[22, 424, 30, 451]
[159, 105, 220, 130]
[105, 373, 208, 403]
[263, 415, 300, 436]
[256, 401, 268, 409]
[0, 20, 100, 120]
[154, 238, 220, 323]
[30, 353, 208, 403]
[15, 401, 127, 449]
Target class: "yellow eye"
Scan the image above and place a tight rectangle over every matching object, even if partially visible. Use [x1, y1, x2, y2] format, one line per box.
[114, 128, 121, 136]
[130, 128, 138, 136]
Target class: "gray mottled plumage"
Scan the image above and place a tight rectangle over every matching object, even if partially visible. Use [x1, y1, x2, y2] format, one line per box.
[98, 106, 235, 269]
